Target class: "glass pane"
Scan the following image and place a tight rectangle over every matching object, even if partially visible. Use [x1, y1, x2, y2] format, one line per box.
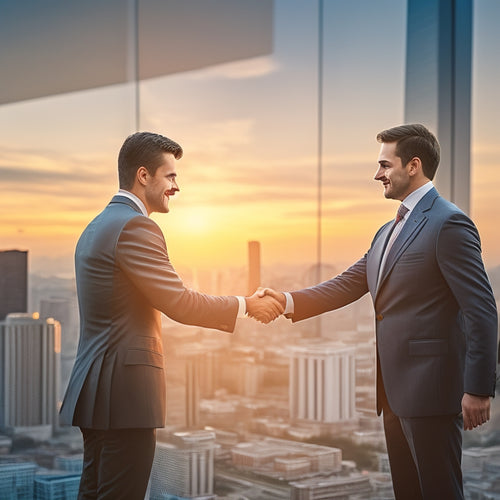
[0, 86, 136, 276]
[322, 0, 407, 271]
[470, 0, 500, 446]
[472, 0, 500, 269]
[139, 0, 318, 296]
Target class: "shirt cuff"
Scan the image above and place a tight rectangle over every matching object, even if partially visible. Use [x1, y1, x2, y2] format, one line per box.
[236, 296, 246, 318]
[283, 292, 294, 316]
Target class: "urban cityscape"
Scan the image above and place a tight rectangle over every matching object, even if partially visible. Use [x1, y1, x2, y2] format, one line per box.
[0, 246, 499, 499]
[2, 0, 500, 498]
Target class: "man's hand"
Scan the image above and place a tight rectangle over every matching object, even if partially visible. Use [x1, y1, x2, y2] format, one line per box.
[245, 289, 284, 324]
[257, 287, 286, 310]
[462, 393, 491, 430]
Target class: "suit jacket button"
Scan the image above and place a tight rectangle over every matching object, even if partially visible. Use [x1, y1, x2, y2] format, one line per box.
[376, 314, 384, 321]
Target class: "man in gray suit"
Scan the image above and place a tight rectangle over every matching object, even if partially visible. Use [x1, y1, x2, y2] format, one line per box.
[60, 131, 282, 499]
[262, 124, 498, 499]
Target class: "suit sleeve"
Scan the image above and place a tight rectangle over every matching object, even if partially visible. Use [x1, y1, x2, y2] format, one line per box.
[437, 213, 498, 396]
[115, 215, 239, 332]
[290, 255, 369, 322]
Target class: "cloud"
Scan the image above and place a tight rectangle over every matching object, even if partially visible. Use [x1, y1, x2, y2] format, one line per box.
[1, 165, 96, 185]
[0, 144, 116, 204]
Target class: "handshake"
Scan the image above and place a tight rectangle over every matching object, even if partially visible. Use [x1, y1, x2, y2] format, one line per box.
[245, 288, 286, 324]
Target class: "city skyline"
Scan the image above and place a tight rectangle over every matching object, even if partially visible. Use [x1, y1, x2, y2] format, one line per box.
[1, 3, 499, 498]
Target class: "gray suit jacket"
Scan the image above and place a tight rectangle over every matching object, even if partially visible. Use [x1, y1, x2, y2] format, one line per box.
[289, 188, 497, 417]
[60, 195, 238, 429]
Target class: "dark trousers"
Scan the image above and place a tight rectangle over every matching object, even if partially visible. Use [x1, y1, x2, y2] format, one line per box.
[383, 404, 464, 500]
[78, 427, 156, 500]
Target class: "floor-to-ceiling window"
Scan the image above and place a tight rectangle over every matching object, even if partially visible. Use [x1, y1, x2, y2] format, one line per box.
[136, 0, 407, 299]
[472, 0, 500, 270]
[1, 0, 497, 433]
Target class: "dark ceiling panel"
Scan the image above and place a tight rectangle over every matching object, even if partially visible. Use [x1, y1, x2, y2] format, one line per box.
[0, 0, 273, 105]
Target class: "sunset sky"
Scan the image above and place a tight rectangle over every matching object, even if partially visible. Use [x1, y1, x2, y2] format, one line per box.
[1, 0, 499, 282]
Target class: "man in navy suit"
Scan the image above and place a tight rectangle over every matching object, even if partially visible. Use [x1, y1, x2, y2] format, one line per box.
[262, 124, 498, 499]
[60, 132, 282, 499]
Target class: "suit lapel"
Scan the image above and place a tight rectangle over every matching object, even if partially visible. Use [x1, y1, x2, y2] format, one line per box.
[367, 222, 394, 294]
[376, 188, 439, 296]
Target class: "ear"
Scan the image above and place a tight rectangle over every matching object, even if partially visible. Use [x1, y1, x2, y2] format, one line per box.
[407, 157, 422, 177]
[136, 166, 149, 187]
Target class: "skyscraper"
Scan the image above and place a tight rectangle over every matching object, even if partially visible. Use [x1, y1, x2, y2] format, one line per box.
[149, 430, 216, 499]
[165, 356, 201, 429]
[0, 314, 61, 437]
[289, 341, 356, 424]
[0, 461, 37, 500]
[0, 250, 28, 320]
[405, 0, 473, 213]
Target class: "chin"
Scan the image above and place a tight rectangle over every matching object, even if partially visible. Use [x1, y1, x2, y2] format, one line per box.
[153, 205, 169, 214]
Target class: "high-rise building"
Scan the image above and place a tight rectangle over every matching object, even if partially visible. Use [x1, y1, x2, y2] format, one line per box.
[149, 430, 216, 499]
[405, 0, 473, 213]
[231, 437, 342, 477]
[290, 473, 372, 500]
[0, 461, 37, 500]
[54, 454, 83, 473]
[289, 341, 356, 424]
[0, 250, 28, 321]
[0, 314, 61, 437]
[34, 474, 81, 500]
[164, 349, 203, 429]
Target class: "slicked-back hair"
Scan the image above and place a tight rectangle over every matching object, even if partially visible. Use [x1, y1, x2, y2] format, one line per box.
[118, 131, 183, 190]
[376, 124, 440, 180]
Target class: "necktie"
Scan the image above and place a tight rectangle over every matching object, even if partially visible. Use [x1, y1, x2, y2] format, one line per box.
[377, 204, 409, 286]
[383, 204, 409, 250]
[394, 203, 409, 227]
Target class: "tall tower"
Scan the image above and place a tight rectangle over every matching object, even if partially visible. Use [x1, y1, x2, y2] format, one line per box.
[289, 341, 356, 424]
[247, 240, 261, 295]
[149, 430, 216, 499]
[165, 352, 202, 429]
[405, 0, 473, 213]
[0, 250, 28, 320]
[0, 314, 61, 438]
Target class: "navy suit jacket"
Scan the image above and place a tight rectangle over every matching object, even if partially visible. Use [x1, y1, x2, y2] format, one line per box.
[60, 196, 238, 429]
[290, 188, 498, 417]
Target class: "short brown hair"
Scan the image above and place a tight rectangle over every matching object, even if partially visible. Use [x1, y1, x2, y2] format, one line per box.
[118, 132, 183, 189]
[376, 124, 440, 180]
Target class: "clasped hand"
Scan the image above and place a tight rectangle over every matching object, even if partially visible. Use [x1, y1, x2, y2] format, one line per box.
[245, 288, 286, 324]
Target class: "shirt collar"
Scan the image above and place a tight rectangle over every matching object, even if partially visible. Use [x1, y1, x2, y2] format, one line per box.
[401, 181, 434, 214]
[117, 189, 148, 217]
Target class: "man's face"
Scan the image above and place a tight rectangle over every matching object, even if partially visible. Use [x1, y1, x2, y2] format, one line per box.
[374, 142, 411, 201]
[144, 153, 179, 214]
